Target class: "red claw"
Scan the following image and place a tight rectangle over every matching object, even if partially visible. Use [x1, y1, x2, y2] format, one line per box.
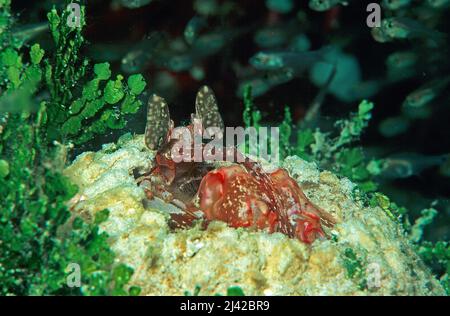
[195, 164, 334, 244]
[294, 211, 326, 244]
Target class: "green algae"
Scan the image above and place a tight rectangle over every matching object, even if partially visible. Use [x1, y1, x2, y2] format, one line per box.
[0, 1, 141, 295]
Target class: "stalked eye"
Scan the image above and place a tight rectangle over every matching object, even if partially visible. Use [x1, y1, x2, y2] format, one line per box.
[145, 94, 171, 150]
[195, 85, 225, 135]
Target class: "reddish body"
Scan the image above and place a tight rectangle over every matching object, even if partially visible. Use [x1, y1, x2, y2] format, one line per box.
[145, 149, 334, 244]
[141, 86, 335, 244]
[197, 163, 334, 243]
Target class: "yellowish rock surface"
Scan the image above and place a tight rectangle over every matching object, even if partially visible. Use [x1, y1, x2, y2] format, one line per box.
[64, 134, 445, 295]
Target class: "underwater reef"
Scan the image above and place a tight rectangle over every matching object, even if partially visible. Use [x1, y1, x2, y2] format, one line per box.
[64, 134, 445, 295]
[0, 0, 449, 296]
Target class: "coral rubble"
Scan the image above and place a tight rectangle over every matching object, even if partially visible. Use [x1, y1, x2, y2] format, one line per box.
[64, 134, 445, 295]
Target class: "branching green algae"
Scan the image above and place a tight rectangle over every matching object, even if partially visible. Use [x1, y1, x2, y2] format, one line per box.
[44, 6, 147, 145]
[0, 1, 144, 295]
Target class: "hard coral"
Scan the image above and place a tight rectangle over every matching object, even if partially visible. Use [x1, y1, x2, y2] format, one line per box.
[64, 135, 446, 295]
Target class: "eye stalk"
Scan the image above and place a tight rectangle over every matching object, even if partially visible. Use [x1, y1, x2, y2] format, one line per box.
[145, 94, 173, 151]
[194, 85, 224, 134]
